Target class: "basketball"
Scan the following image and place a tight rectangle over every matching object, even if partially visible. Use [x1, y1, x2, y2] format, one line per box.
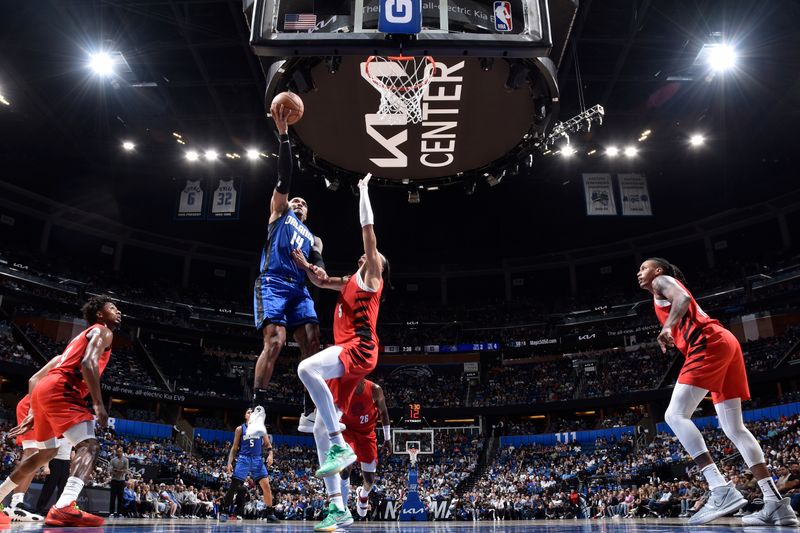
[271, 91, 304, 125]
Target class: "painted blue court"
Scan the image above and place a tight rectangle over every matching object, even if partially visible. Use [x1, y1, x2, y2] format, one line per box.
[2, 518, 792, 532]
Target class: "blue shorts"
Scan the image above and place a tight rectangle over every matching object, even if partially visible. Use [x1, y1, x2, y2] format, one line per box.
[233, 455, 268, 482]
[253, 275, 318, 331]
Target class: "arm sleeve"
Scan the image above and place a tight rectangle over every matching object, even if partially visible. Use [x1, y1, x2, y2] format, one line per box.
[275, 134, 293, 194]
[309, 249, 325, 270]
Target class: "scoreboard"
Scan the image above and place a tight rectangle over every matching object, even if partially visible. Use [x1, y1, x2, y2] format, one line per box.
[406, 403, 423, 425]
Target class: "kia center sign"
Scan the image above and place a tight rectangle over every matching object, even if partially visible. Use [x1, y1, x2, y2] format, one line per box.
[290, 56, 543, 183]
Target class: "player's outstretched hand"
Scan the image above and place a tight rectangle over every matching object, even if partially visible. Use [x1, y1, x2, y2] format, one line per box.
[226, 463, 233, 475]
[94, 403, 109, 429]
[357, 173, 372, 191]
[381, 439, 392, 456]
[270, 103, 294, 135]
[291, 249, 329, 283]
[8, 413, 34, 438]
[657, 327, 675, 353]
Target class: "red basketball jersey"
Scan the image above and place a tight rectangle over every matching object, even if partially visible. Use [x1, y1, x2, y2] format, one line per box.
[50, 324, 112, 398]
[341, 380, 379, 436]
[653, 276, 722, 357]
[333, 272, 383, 351]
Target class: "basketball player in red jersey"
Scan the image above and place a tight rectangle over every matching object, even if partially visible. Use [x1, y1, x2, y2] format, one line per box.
[337, 378, 391, 518]
[639, 258, 798, 526]
[4, 297, 121, 527]
[1, 394, 45, 522]
[292, 174, 390, 531]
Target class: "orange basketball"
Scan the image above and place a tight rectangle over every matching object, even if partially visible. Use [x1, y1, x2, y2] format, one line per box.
[271, 91, 304, 125]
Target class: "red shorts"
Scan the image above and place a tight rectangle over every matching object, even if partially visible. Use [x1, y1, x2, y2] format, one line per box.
[15, 395, 35, 446]
[343, 429, 378, 465]
[678, 326, 750, 404]
[327, 342, 378, 413]
[31, 373, 94, 442]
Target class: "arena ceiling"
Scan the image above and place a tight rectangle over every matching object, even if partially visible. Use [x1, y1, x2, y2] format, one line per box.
[0, 0, 799, 265]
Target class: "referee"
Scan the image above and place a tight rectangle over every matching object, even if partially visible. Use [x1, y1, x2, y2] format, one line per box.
[109, 447, 129, 517]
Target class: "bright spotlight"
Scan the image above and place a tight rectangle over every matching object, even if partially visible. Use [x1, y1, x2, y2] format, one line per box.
[122, 141, 135, 151]
[561, 145, 577, 158]
[204, 150, 218, 161]
[689, 134, 705, 147]
[624, 146, 638, 158]
[246, 149, 259, 161]
[605, 146, 619, 158]
[708, 44, 736, 72]
[89, 52, 115, 76]
[186, 150, 199, 162]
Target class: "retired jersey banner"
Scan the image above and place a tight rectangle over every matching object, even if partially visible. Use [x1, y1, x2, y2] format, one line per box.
[582, 173, 617, 216]
[209, 177, 242, 220]
[176, 179, 205, 219]
[618, 173, 653, 216]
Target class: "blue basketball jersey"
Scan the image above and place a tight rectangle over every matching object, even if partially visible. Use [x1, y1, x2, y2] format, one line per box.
[259, 209, 314, 281]
[239, 424, 263, 458]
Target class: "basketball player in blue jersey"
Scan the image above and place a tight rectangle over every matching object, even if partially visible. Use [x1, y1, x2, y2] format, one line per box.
[249, 104, 326, 438]
[223, 408, 279, 523]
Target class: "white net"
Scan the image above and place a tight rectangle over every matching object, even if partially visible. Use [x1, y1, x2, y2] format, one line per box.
[408, 447, 420, 465]
[365, 55, 436, 124]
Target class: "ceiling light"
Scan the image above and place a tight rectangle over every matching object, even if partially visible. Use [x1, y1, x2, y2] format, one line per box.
[172, 132, 182, 138]
[204, 149, 218, 161]
[121, 141, 135, 151]
[0, 94, 9, 106]
[186, 150, 199, 162]
[707, 44, 736, 72]
[605, 146, 619, 157]
[640, 129, 651, 137]
[561, 145, 577, 157]
[246, 149, 259, 161]
[689, 134, 705, 147]
[89, 52, 115, 76]
[587, 149, 596, 156]
[624, 146, 638, 158]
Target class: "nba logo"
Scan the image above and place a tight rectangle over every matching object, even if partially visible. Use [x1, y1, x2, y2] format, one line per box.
[494, 1, 512, 32]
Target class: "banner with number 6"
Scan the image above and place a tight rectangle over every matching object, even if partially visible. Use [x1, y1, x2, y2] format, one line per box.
[176, 179, 205, 219]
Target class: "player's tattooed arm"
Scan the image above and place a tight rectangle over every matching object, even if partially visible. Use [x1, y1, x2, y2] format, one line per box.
[651, 275, 691, 352]
[82, 326, 113, 429]
[291, 248, 348, 291]
[269, 104, 295, 223]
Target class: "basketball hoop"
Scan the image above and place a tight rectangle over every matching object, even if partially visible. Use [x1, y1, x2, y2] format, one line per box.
[365, 55, 436, 124]
[408, 446, 420, 466]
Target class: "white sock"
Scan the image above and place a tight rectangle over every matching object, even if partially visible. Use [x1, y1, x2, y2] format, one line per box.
[0, 477, 19, 502]
[11, 492, 24, 508]
[55, 477, 85, 508]
[340, 477, 349, 508]
[701, 464, 727, 490]
[330, 495, 344, 511]
[330, 433, 346, 447]
[757, 477, 782, 503]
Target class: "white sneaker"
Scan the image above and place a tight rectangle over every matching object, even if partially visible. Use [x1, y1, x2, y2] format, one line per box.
[5, 505, 44, 522]
[298, 409, 346, 432]
[356, 486, 369, 517]
[742, 498, 799, 527]
[245, 406, 267, 438]
[688, 481, 747, 525]
[298, 410, 316, 433]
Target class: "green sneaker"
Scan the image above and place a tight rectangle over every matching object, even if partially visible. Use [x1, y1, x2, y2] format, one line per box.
[315, 443, 357, 478]
[314, 503, 353, 531]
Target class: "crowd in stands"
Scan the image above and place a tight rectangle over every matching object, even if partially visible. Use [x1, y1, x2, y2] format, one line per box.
[0, 321, 35, 367]
[472, 360, 577, 407]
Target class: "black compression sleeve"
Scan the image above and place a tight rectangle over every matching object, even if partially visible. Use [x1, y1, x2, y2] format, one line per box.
[275, 134, 292, 194]
[308, 250, 325, 270]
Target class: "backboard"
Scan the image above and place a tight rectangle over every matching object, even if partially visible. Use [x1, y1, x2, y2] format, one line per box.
[247, 0, 556, 58]
[393, 428, 435, 456]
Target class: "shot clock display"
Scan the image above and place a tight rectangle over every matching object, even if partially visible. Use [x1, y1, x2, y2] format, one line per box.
[407, 403, 422, 424]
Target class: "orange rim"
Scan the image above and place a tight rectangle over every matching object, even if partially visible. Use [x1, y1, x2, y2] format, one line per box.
[365, 55, 436, 92]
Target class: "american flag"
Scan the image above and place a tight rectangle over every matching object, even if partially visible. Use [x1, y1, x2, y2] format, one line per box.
[284, 13, 317, 30]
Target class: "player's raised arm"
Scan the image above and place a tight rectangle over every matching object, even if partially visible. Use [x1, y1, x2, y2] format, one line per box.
[268, 104, 296, 224]
[358, 174, 383, 290]
[81, 326, 113, 429]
